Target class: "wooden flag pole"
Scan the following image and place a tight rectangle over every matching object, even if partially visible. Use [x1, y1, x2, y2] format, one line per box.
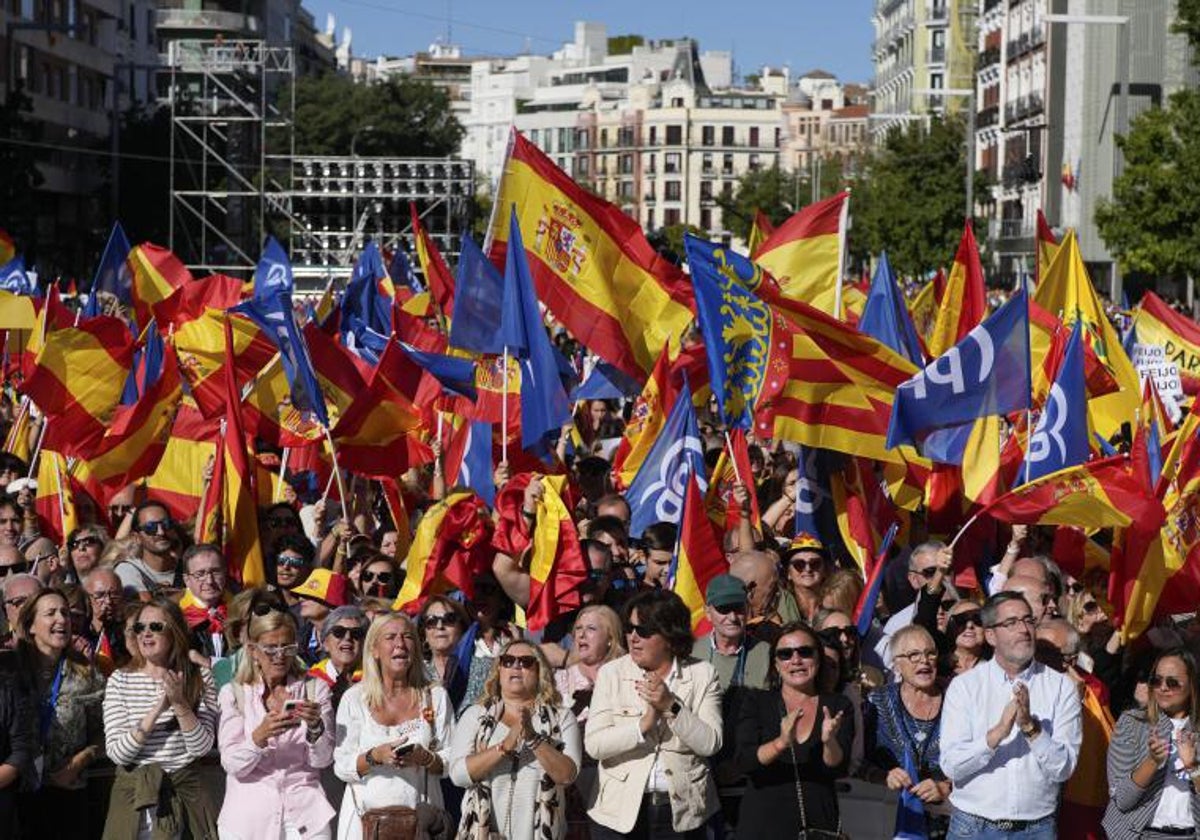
[274, 447, 290, 502]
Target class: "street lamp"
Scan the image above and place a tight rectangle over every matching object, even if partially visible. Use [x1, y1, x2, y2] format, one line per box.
[349, 124, 376, 253]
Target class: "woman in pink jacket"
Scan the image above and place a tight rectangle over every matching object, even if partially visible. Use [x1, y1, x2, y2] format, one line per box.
[217, 607, 337, 840]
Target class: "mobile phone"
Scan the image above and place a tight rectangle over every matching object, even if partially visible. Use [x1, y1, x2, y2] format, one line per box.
[282, 699, 301, 714]
[393, 743, 415, 757]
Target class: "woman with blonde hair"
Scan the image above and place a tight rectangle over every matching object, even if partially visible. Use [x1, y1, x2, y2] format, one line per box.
[449, 638, 581, 839]
[554, 604, 624, 721]
[333, 612, 454, 840]
[101, 597, 219, 838]
[217, 608, 336, 839]
[818, 569, 863, 617]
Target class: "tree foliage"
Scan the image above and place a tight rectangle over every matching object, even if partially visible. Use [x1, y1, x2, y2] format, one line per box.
[292, 73, 464, 157]
[720, 159, 845, 242]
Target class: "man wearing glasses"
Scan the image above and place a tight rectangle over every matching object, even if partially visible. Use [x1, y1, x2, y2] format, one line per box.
[178, 544, 230, 662]
[115, 500, 182, 597]
[940, 591, 1082, 838]
[0, 572, 41, 650]
[82, 567, 128, 675]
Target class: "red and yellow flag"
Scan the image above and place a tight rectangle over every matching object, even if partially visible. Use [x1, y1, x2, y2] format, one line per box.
[527, 474, 589, 631]
[410, 202, 456, 322]
[747, 209, 776, 260]
[488, 130, 695, 379]
[754, 192, 848, 316]
[129, 243, 192, 328]
[0, 229, 14, 265]
[1035, 210, 1059, 286]
[218, 317, 264, 586]
[704, 428, 761, 532]
[34, 449, 77, 544]
[674, 471, 726, 635]
[928, 221, 987, 359]
[1134, 291, 1200, 395]
[393, 491, 495, 613]
[145, 396, 219, 522]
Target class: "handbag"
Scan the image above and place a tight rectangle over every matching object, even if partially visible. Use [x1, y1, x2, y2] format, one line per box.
[787, 735, 850, 840]
[361, 806, 420, 840]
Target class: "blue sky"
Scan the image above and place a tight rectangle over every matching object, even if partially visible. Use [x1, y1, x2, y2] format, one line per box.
[308, 0, 877, 84]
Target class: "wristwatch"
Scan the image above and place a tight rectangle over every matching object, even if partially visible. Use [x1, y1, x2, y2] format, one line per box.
[668, 699, 682, 718]
[1020, 720, 1041, 739]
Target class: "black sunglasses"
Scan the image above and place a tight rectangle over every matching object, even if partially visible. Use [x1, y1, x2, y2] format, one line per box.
[790, 558, 824, 573]
[132, 621, 166, 634]
[251, 600, 289, 617]
[0, 561, 30, 577]
[137, 518, 174, 536]
[711, 602, 745, 615]
[774, 645, 818, 661]
[499, 654, 538, 670]
[328, 625, 366, 641]
[1082, 601, 1100, 614]
[949, 609, 983, 629]
[1150, 674, 1185, 690]
[626, 623, 656, 639]
[70, 535, 102, 550]
[911, 567, 939, 579]
[361, 571, 394, 585]
[819, 627, 856, 647]
[424, 614, 458, 628]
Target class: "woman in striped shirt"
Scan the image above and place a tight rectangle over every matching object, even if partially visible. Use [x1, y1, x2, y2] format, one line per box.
[101, 598, 219, 840]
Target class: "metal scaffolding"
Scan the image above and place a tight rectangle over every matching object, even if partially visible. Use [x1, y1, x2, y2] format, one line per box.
[165, 39, 474, 287]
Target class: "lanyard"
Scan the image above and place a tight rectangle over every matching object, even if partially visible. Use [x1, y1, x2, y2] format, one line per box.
[39, 658, 66, 741]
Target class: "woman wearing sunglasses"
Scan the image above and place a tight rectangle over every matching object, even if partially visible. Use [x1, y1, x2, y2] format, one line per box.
[357, 555, 402, 601]
[1104, 647, 1200, 839]
[586, 589, 723, 840]
[101, 598, 220, 838]
[733, 620, 852, 840]
[217, 607, 336, 840]
[449, 639, 581, 839]
[1066, 589, 1124, 691]
[309, 606, 369, 712]
[941, 600, 988, 676]
[418, 596, 469, 706]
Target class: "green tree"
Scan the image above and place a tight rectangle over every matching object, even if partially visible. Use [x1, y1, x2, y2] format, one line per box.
[720, 159, 845, 242]
[291, 73, 463, 157]
[852, 116, 981, 276]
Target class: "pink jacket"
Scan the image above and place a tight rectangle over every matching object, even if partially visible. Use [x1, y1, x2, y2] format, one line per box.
[217, 676, 337, 838]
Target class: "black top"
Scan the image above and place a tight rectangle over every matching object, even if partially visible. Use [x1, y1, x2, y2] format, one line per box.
[733, 688, 854, 838]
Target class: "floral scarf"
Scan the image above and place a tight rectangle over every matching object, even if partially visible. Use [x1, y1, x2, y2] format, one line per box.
[459, 700, 565, 839]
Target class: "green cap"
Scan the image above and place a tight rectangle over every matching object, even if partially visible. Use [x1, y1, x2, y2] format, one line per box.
[706, 574, 748, 608]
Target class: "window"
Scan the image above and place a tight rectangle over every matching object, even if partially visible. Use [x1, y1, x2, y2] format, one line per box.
[576, 129, 590, 150]
[722, 153, 734, 174]
[578, 157, 589, 176]
[722, 126, 735, 145]
[619, 180, 634, 199]
[145, 7, 153, 44]
[700, 208, 712, 231]
[600, 129, 608, 147]
[665, 152, 681, 173]
[665, 208, 681, 226]
[702, 153, 713, 173]
[774, 127, 782, 148]
[645, 153, 656, 173]
[671, 96, 684, 107]
[700, 181, 713, 199]
[665, 181, 682, 201]
[530, 129, 540, 145]
[665, 125, 682, 145]
[558, 128, 571, 152]
[749, 127, 760, 147]
[648, 126, 657, 145]
[702, 126, 714, 146]
[619, 154, 633, 174]
[646, 209, 655, 229]
[749, 153, 761, 170]
[129, 3, 136, 38]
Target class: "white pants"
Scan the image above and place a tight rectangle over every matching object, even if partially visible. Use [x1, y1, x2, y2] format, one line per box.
[220, 827, 333, 840]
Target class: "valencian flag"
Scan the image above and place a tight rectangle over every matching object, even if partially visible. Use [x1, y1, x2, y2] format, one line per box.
[1133, 291, 1200, 395]
[686, 235, 773, 429]
[753, 191, 849, 316]
[928, 221, 987, 359]
[128, 243, 192, 330]
[672, 470, 726, 635]
[860, 252, 925, 367]
[525, 474, 589, 631]
[410, 203, 456, 320]
[22, 316, 136, 459]
[626, 377, 707, 539]
[1035, 210, 1059, 285]
[1035, 229, 1139, 439]
[393, 491, 495, 612]
[888, 291, 1032, 454]
[1024, 321, 1090, 483]
[488, 129, 694, 379]
[83, 221, 133, 319]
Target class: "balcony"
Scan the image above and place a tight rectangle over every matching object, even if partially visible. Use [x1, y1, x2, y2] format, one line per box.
[1000, 218, 1033, 238]
[976, 104, 999, 128]
[978, 45, 1001, 70]
[155, 8, 260, 34]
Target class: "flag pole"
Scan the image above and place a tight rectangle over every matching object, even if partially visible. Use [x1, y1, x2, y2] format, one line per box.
[833, 190, 851, 319]
[321, 425, 351, 523]
[1023, 408, 1033, 485]
[27, 414, 48, 479]
[274, 447, 289, 502]
[723, 429, 743, 486]
[51, 452, 67, 533]
[501, 347, 510, 465]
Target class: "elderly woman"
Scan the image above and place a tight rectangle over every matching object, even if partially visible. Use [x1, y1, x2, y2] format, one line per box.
[419, 595, 469, 706]
[12, 588, 105, 838]
[1104, 647, 1200, 839]
[102, 597, 220, 838]
[734, 621, 853, 839]
[217, 608, 336, 840]
[308, 606, 368, 712]
[867, 625, 951, 839]
[333, 612, 454, 840]
[585, 589, 723, 840]
[65, 526, 107, 581]
[449, 639, 582, 838]
[945, 600, 988, 676]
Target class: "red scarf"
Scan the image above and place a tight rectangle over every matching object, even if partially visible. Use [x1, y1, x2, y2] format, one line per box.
[180, 589, 229, 635]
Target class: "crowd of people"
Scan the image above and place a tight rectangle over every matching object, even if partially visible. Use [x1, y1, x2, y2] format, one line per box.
[0, 394, 1193, 840]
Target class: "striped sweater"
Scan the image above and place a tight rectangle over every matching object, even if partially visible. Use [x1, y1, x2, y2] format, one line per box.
[102, 668, 218, 772]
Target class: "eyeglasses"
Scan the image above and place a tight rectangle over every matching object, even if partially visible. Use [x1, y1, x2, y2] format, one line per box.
[911, 567, 939, 580]
[132, 621, 166, 635]
[1082, 601, 1100, 614]
[586, 569, 609, 583]
[626, 623, 657, 639]
[790, 558, 824, 573]
[498, 654, 538, 670]
[894, 648, 938, 664]
[88, 589, 121, 602]
[185, 568, 224, 581]
[3, 595, 29, 610]
[711, 602, 746, 615]
[1066, 582, 1085, 595]
[423, 614, 458, 629]
[251, 600, 288, 617]
[256, 643, 299, 659]
[28, 551, 56, 566]
[0, 561, 30, 578]
[987, 616, 1037, 631]
[1150, 674, 1185, 691]
[275, 555, 309, 569]
[327, 625, 366, 641]
[361, 570, 393, 585]
[136, 518, 174, 536]
[70, 536, 102, 551]
[774, 645, 819, 662]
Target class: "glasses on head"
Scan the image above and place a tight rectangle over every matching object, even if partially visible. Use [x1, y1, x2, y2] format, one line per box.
[774, 645, 819, 662]
[1082, 601, 1100, 615]
[1150, 674, 1185, 691]
[894, 648, 938, 664]
[70, 535, 102, 551]
[132, 621, 166, 635]
[790, 558, 824, 573]
[499, 653, 538, 670]
[3, 595, 29, 610]
[626, 623, 657, 639]
[186, 568, 224, 581]
[1067, 581, 1085, 595]
[711, 602, 746, 616]
[361, 570, 394, 585]
[423, 614, 458, 629]
[88, 589, 120, 602]
[256, 643, 299, 659]
[251, 600, 288, 617]
[328, 625, 366, 641]
[988, 615, 1037, 631]
[137, 518, 173, 536]
[0, 561, 30, 578]
[911, 567, 939, 580]
[275, 555, 309, 569]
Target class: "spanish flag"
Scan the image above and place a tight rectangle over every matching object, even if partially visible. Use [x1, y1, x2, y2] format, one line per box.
[747, 209, 776, 260]
[754, 191, 848, 316]
[3, 398, 32, 464]
[145, 396, 219, 522]
[0, 291, 36, 330]
[410, 202, 456, 322]
[34, 449, 77, 544]
[218, 317, 265, 586]
[1134, 291, 1200, 395]
[1034, 230, 1140, 439]
[22, 316, 135, 458]
[928, 221, 987, 359]
[673, 470, 725, 635]
[129, 243, 192, 329]
[1035, 210, 1059, 285]
[526, 474, 589, 631]
[704, 428, 761, 532]
[393, 491, 495, 613]
[488, 130, 695, 379]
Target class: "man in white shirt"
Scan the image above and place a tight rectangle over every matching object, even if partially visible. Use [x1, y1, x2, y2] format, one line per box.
[941, 591, 1082, 838]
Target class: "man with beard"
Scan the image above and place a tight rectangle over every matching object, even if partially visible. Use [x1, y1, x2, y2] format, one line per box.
[115, 500, 182, 597]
